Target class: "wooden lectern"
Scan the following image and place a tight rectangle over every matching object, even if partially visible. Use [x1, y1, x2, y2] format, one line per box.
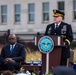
[35, 35, 64, 74]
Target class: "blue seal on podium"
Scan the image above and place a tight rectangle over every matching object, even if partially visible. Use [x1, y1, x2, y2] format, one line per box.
[38, 36, 54, 54]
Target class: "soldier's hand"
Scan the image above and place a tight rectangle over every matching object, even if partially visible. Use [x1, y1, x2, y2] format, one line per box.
[65, 41, 69, 46]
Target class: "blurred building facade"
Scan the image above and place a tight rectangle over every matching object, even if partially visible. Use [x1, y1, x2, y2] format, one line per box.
[0, 0, 76, 34]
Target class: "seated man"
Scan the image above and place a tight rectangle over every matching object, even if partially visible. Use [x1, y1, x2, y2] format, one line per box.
[1, 34, 26, 72]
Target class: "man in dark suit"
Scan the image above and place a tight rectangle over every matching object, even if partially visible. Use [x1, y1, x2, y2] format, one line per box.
[1, 34, 26, 71]
[45, 9, 73, 66]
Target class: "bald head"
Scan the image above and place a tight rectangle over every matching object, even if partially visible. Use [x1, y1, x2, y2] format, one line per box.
[2, 70, 13, 75]
[53, 66, 76, 75]
[9, 34, 16, 38]
[9, 34, 17, 45]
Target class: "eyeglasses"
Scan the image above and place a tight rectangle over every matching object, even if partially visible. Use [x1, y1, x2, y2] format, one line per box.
[9, 38, 15, 40]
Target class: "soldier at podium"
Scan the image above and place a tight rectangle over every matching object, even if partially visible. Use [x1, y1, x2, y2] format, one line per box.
[45, 9, 73, 66]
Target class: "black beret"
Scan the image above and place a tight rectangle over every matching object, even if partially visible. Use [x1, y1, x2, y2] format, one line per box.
[53, 9, 65, 17]
[53, 66, 76, 75]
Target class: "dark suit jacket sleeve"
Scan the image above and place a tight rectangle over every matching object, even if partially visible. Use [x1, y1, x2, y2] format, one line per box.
[66, 25, 73, 44]
[0, 55, 4, 63]
[12, 45, 26, 62]
[45, 25, 49, 35]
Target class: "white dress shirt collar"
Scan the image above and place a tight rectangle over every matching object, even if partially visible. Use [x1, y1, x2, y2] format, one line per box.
[10, 43, 17, 48]
[55, 22, 61, 28]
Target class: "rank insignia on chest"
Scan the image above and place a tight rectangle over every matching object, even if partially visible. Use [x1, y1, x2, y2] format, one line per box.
[48, 27, 51, 34]
[61, 25, 67, 34]
[49, 27, 51, 30]
[63, 25, 67, 31]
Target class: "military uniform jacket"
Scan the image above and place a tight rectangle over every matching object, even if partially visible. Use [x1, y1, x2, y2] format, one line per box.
[45, 22, 73, 58]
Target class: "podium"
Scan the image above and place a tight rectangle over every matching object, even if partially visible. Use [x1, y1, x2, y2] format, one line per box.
[35, 35, 64, 74]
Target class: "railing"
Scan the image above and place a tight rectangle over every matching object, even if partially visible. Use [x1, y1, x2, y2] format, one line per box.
[0, 30, 76, 44]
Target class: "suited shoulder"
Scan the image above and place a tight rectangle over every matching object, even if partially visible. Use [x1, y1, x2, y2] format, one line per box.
[16, 43, 24, 47]
[61, 22, 71, 26]
[2, 44, 9, 48]
[47, 23, 54, 27]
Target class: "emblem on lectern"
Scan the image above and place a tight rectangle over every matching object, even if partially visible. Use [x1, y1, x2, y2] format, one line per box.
[38, 36, 54, 54]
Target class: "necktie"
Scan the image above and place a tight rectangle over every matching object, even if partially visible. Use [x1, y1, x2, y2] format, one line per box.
[10, 45, 13, 54]
[56, 25, 58, 29]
